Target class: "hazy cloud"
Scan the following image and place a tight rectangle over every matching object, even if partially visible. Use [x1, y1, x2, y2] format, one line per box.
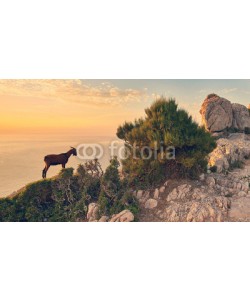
[0, 79, 148, 106]
[219, 88, 238, 94]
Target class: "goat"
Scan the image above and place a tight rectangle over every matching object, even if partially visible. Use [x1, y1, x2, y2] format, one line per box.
[42, 147, 77, 179]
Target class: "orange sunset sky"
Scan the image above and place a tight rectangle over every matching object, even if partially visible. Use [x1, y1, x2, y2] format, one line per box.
[1, 79, 250, 136]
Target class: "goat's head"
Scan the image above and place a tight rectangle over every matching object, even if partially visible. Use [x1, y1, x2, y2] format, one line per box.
[71, 147, 77, 156]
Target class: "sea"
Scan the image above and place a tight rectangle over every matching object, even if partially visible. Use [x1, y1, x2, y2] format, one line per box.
[0, 134, 123, 198]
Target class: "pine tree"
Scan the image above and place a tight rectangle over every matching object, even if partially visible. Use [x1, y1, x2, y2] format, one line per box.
[117, 97, 216, 186]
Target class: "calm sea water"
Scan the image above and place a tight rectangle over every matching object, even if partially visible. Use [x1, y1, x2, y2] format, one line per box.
[0, 134, 121, 198]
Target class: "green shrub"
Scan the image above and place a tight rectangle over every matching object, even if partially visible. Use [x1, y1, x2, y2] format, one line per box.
[97, 157, 138, 217]
[117, 97, 216, 187]
[0, 158, 138, 222]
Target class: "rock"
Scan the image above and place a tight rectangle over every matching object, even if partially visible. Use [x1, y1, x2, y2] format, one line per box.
[165, 203, 182, 222]
[229, 197, 250, 220]
[206, 176, 216, 187]
[241, 182, 249, 192]
[186, 201, 224, 222]
[164, 180, 169, 186]
[164, 197, 229, 222]
[99, 216, 109, 222]
[87, 203, 99, 222]
[159, 186, 165, 193]
[154, 188, 160, 199]
[138, 190, 150, 204]
[232, 103, 250, 131]
[208, 134, 250, 173]
[211, 132, 224, 138]
[136, 190, 144, 199]
[214, 196, 231, 210]
[200, 94, 250, 133]
[145, 198, 158, 209]
[109, 210, 134, 222]
[199, 173, 205, 181]
[191, 188, 207, 200]
[166, 184, 192, 202]
[238, 191, 247, 197]
[200, 94, 233, 132]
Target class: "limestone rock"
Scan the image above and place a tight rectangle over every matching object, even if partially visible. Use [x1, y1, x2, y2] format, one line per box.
[200, 94, 233, 132]
[186, 201, 223, 222]
[199, 173, 205, 181]
[136, 190, 144, 199]
[165, 199, 227, 222]
[153, 188, 160, 199]
[232, 103, 250, 131]
[159, 186, 165, 193]
[206, 176, 216, 187]
[166, 184, 192, 202]
[229, 197, 250, 221]
[165, 203, 183, 222]
[109, 210, 134, 222]
[208, 134, 250, 173]
[214, 196, 231, 210]
[87, 203, 99, 222]
[99, 216, 109, 222]
[145, 198, 158, 209]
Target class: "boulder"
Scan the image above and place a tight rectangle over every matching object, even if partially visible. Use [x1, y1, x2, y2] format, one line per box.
[232, 103, 250, 131]
[200, 94, 250, 132]
[200, 94, 233, 132]
[145, 198, 158, 209]
[109, 210, 134, 222]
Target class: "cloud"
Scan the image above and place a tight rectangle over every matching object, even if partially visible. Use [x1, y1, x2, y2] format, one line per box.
[0, 79, 148, 106]
[219, 88, 238, 94]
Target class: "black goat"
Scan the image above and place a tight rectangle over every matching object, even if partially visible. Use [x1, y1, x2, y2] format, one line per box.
[42, 147, 77, 178]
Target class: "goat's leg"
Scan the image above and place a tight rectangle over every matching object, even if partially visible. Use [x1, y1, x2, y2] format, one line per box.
[62, 164, 66, 169]
[43, 165, 50, 179]
[42, 167, 46, 179]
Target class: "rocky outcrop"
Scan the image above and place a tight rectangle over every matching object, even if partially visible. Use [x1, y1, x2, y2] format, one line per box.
[87, 203, 134, 222]
[232, 103, 250, 130]
[208, 133, 250, 173]
[200, 94, 233, 132]
[109, 210, 134, 222]
[200, 94, 250, 133]
[137, 155, 250, 222]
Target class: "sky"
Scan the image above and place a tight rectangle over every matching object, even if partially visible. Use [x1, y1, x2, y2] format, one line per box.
[1, 79, 250, 136]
